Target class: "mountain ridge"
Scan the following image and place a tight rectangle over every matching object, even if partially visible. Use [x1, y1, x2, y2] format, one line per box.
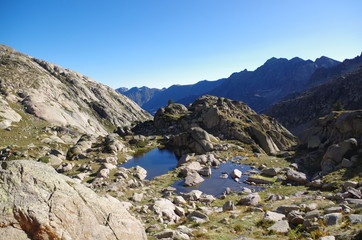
[119, 55, 340, 114]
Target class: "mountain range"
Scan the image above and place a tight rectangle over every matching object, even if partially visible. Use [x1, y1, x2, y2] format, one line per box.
[118, 56, 340, 114]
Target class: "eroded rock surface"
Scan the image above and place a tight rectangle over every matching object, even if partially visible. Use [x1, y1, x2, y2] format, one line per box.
[0, 160, 147, 240]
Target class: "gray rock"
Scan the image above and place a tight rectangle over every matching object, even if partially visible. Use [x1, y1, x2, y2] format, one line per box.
[340, 158, 353, 168]
[239, 193, 261, 206]
[305, 203, 318, 212]
[222, 201, 235, 211]
[276, 205, 300, 214]
[154, 229, 175, 239]
[320, 237, 335, 240]
[132, 166, 147, 180]
[56, 162, 75, 173]
[324, 213, 342, 225]
[97, 168, 110, 178]
[305, 210, 321, 219]
[184, 172, 204, 187]
[187, 211, 209, 223]
[264, 211, 285, 222]
[132, 192, 144, 202]
[349, 214, 362, 224]
[153, 198, 179, 223]
[286, 169, 308, 184]
[247, 176, 274, 184]
[321, 138, 358, 172]
[231, 169, 242, 179]
[198, 166, 212, 177]
[344, 181, 359, 189]
[324, 206, 342, 214]
[261, 168, 280, 177]
[0, 160, 146, 240]
[174, 196, 187, 205]
[267, 220, 290, 233]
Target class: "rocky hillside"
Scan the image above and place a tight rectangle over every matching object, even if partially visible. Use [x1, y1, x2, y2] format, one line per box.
[135, 95, 297, 156]
[267, 63, 362, 134]
[0, 44, 151, 135]
[119, 56, 339, 114]
[116, 86, 164, 106]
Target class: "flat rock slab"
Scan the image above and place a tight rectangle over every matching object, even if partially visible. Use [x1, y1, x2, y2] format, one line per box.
[267, 220, 290, 233]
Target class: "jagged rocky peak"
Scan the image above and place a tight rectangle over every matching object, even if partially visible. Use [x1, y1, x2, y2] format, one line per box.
[150, 95, 297, 155]
[0, 44, 151, 135]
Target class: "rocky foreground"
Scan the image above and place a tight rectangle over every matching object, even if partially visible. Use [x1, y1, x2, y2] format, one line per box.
[0, 45, 361, 239]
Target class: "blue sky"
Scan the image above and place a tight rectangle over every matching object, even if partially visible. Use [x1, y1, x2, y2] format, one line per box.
[2, 0, 362, 89]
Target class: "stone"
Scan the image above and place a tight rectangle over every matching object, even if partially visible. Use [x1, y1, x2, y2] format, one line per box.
[324, 213, 342, 225]
[305, 203, 318, 212]
[264, 211, 285, 222]
[247, 176, 274, 184]
[222, 201, 235, 211]
[340, 158, 353, 168]
[276, 205, 300, 214]
[348, 214, 362, 224]
[344, 181, 359, 189]
[220, 173, 228, 179]
[132, 166, 147, 180]
[238, 193, 261, 206]
[231, 169, 242, 179]
[174, 196, 187, 205]
[324, 206, 342, 214]
[261, 167, 280, 177]
[305, 210, 321, 219]
[0, 160, 146, 240]
[320, 237, 335, 240]
[56, 162, 74, 173]
[199, 194, 216, 204]
[287, 210, 304, 225]
[267, 220, 290, 233]
[174, 206, 185, 217]
[321, 138, 358, 172]
[153, 198, 179, 223]
[184, 172, 204, 187]
[154, 229, 175, 239]
[286, 169, 308, 184]
[198, 166, 212, 176]
[132, 192, 144, 202]
[97, 168, 110, 178]
[187, 211, 209, 223]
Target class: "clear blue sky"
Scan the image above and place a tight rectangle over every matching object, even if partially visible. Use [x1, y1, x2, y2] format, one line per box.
[2, 0, 361, 89]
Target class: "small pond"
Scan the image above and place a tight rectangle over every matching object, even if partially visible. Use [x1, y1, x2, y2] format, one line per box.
[120, 148, 262, 197]
[171, 161, 262, 197]
[119, 147, 178, 180]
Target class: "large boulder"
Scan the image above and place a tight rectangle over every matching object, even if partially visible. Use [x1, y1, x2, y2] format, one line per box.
[0, 160, 146, 240]
[321, 138, 358, 172]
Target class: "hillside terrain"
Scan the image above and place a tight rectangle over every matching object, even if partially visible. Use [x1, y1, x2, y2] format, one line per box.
[0, 44, 151, 135]
[117, 86, 164, 106]
[268, 55, 362, 134]
[0, 44, 362, 240]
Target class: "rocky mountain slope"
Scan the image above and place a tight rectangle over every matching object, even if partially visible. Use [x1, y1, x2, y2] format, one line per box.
[267, 59, 362, 134]
[134, 95, 297, 156]
[119, 56, 339, 114]
[116, 86, 164, 106]
[0, 44, 151, 135]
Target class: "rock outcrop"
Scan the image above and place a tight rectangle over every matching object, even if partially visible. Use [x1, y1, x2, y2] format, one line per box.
[144, 95, 296, 155]
[0, 44, 151, 135]
[268, 60, 362, 134]
[0, 160, 147, 240]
